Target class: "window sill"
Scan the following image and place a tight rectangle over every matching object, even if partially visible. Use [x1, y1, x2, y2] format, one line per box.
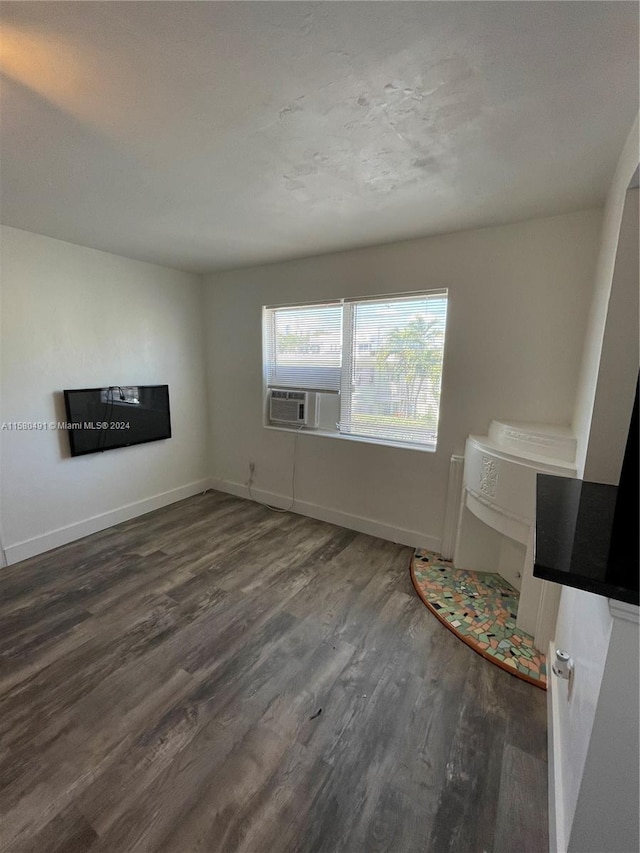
[263, 423, 437, 453]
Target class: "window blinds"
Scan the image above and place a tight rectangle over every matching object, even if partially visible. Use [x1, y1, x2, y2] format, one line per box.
[264, 290, 448, 448]
[340, 292, 447, 447]
[264, 302, 343, 392]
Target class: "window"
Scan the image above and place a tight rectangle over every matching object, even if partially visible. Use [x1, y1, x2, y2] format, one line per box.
[263, 290, 448, 450]
[264, 302, 343, 392]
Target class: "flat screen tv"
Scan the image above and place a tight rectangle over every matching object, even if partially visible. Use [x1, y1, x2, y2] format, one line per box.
[63, 385, 171, 457]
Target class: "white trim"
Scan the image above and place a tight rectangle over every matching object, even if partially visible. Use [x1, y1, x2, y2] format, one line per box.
[548, 640, 568, 853]
[263, 424, 436, 453]
[340, 300, 355, 430]
[608, 598, 640, 624]
[534, 581, 561, 654]
[441, 454, 464, 560]
[264, 288, 447, 311]
[344, 288, 448, 305]
[3, 479, 212, 565]
[264, 296, 343, 311]
[210, 477, 441, 551]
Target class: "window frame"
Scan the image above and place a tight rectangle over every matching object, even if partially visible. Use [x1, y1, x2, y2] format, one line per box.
[263, 289, 448, 452]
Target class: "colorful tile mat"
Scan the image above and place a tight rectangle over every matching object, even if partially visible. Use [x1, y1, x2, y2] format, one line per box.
[411, 550, 547, 689]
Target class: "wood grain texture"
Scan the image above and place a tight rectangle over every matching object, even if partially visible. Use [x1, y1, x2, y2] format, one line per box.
[0, 490, 548, 852]
[493, 745, 549, 853]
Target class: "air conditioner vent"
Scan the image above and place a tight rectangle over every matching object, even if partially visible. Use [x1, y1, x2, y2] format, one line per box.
[268, 389, 318, 427]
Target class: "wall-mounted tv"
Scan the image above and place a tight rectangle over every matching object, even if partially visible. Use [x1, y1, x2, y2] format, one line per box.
[63, 385, 171, 457]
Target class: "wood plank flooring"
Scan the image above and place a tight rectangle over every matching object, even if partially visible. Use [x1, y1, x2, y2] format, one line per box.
[0, 490, 548, 852]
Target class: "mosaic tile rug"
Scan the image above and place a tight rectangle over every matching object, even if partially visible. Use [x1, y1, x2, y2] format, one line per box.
[411, 550, 547, 690]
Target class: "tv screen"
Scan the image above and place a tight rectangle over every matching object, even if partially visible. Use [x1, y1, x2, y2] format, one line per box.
[63, 385, 171, 457]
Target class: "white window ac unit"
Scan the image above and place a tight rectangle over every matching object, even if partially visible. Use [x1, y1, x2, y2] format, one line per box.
[268, 389, 318, 427]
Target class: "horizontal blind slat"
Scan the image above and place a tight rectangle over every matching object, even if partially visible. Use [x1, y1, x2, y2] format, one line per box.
[340, 293, 447, 447]
[264, 290, 448, 447]
[264, 303, 343, 392]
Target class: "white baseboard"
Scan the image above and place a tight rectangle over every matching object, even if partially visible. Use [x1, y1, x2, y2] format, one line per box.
[4, 479, 212, 565]
[5, 475, 441, 565]
[209, 477, 441, 551]
[548, 640, 567, 853]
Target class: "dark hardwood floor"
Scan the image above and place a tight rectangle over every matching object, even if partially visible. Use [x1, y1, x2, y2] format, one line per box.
[0, 490, 548, 853]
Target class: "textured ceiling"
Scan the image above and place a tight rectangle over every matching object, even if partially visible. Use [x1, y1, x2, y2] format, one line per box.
[0, 1, 638, 272]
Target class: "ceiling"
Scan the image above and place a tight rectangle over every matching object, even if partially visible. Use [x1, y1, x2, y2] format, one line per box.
[1, 2, 638, 273]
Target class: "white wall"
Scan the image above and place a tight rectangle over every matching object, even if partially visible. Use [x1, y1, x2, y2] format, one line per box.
[204, 208, 601, 548]
[584, 186, 638, 483]
[568, 603, 639, 853]
[0, 226, 209, 563]
[552, 117, 639, 852]
[573, 118, 640, 476]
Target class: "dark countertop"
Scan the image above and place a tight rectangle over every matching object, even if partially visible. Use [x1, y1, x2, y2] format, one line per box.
[534, 474, 639, 605]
